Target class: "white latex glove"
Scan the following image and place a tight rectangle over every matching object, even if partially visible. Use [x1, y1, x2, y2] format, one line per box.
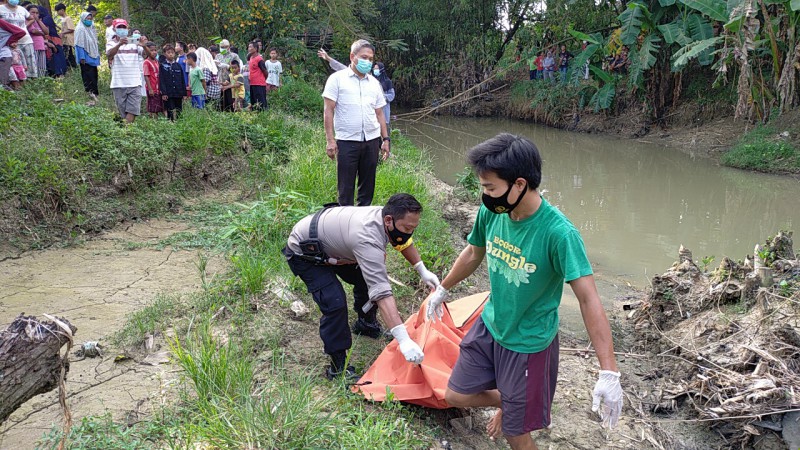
[390, 324, 424, 364]
[413, 261, 440, 289]
[592, 370, 623, 429]
[425, 286, 449, 322]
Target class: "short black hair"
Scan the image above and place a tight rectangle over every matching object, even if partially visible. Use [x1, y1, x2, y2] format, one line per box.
[467, 133, 542, 191]
[186, 52, 197, 62]
[209, 44, 219, 53]
[230, 46, 238, 54]
[162, 43, 175, 53]
[176, 41, 187, 51]
[145, 42, 156, 49]
[230, 59, 240, 66]
[86, 4, 97, 12]
[383, 193, 422, 220]
[55, 3, 66, 11]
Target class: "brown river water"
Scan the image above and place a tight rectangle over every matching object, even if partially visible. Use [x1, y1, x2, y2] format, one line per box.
[399, 115, 800, 287]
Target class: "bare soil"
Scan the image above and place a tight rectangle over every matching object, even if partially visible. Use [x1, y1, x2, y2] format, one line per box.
[0, 219, 225, 449]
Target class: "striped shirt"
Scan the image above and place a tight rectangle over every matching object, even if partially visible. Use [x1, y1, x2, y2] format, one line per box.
[107, 40, 143, 88]
[322, 68, 386, 142]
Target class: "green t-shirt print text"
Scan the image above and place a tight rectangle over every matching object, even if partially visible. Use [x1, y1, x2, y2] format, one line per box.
[467, 197, 593, 353]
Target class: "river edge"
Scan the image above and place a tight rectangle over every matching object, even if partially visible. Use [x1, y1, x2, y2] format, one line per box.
[421, 86, 800, 178]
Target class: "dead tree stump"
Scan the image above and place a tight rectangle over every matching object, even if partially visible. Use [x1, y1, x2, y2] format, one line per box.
[0, 314, 76, 423]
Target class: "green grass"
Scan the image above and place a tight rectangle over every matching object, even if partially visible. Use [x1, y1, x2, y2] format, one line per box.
[721, 125, 800, 173]
[0, 71, 307, 249]
[28, 65, 454, 450]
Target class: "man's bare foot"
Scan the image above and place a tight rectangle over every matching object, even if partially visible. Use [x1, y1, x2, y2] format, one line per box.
[486, 409, 503, 440]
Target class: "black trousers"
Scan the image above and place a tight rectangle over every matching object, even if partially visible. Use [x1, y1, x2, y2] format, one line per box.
[250, 85, 267, 110]
[283, 248, 375, 356]
[80, 63, 98, 95]
[64, 45, 77, 69]
[336, 138, 380, 206]
[221, 88, 234, 112]
[164, 97, 183, 120]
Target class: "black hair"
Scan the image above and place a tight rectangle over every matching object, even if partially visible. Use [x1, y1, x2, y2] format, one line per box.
[86, 4, 97, 12]
[209, 44, 219, 53]
[145, 42, 156, 49]
[55, 3, 66, 11]
[230, 45, 238, 54]
[162, 43, 175, 53]
[176, 41, 187, 51]
[382, 193, 422, 220]
[186, 52, 197, 62]
[230, 59, 240, 66]
[467, 133, 542, 191]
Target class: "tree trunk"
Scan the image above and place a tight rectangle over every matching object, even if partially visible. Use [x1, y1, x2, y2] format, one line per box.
[121, 0, 130, 21]
[0, 315, 76, 424]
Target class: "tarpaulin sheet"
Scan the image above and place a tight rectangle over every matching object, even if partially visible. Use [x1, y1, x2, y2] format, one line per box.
[352, 292, 488, 409]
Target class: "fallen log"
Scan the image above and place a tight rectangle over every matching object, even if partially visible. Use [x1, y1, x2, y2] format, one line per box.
[0, 314, 76, 423]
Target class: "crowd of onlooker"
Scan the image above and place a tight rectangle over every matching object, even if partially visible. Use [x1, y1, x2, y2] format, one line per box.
[1, 2, 288, 124]
[2, 3, 399, 130]
[524, 41, 630, 83]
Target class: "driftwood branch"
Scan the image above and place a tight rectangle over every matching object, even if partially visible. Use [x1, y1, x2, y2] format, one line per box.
[0, 314, 76, 424]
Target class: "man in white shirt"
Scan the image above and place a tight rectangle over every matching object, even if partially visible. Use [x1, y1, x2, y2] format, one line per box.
[322, 39, 391, 207]
[106, 19, 144, 123]
[103, 14, 114, 46]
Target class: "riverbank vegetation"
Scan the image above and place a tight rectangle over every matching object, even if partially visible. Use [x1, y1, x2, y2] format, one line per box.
[4, 70, 456, 448]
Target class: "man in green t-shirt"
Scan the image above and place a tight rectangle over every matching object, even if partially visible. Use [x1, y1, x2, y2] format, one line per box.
[424, 133, 623, 449]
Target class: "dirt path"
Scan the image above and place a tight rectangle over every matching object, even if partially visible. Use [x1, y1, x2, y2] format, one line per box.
[0, 219, 225, 449]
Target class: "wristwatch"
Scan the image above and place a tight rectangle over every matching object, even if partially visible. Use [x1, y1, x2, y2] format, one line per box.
[382, 137, 391, 142]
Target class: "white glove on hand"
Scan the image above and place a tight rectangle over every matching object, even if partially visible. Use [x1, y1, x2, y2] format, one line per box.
[413, 261, 440, 290]
[390, 325, 424, 364]
[592, 370, 623, 429]
[425, 287, 449, 322]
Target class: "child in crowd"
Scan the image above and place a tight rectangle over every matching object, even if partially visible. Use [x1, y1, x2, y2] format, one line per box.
[159, 43, 187, 120]
[228, 59, 245, 111]
[247, 41, 268, 110]
[265, 47, 281, 92]
[186, 51, 206, 109]
[195, 47, 219, 107]
[26, 4, 47, 78]
[142, 42, 163, 118]
[9, 41, 26, 89]
[187, 43, 196, 52]
[175, 41, 189, 92]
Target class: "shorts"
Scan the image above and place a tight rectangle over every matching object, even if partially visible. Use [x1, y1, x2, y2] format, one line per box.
[448, 317, 559, 437]
[112, 86, 142, 117]
[191, 94, 206, 109]
[146, 94, 164, 113]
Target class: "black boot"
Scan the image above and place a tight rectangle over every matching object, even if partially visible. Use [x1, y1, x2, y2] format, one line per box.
[351, 317, 384, 339]
[325, 351, 357, 381]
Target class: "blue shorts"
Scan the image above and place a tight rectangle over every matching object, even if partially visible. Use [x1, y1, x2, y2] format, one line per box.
[448, 317, 559, 436]
[191, 95, 206, 109]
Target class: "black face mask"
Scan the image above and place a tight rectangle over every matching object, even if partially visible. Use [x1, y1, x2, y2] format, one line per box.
[386, 217, 413, 247]
[482, 182, 527, 214]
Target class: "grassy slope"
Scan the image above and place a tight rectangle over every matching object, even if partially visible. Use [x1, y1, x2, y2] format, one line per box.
[19, 71, 456, 448]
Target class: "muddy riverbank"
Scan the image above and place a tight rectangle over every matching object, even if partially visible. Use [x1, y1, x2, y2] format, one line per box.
[0, 219, 225, 449]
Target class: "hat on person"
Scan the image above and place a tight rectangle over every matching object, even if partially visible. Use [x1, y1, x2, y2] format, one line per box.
[219, 39, 230, 47]
[112, 18, 128, 28]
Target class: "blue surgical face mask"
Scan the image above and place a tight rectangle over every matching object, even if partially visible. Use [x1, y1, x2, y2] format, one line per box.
[116, 28, 128, 38]
[355, 58, 372, 75]
[373, 68, 381, 76]
[83, 19, 93, 27]
[131, 33, 141, 41]
[8, 0, 20, 6]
